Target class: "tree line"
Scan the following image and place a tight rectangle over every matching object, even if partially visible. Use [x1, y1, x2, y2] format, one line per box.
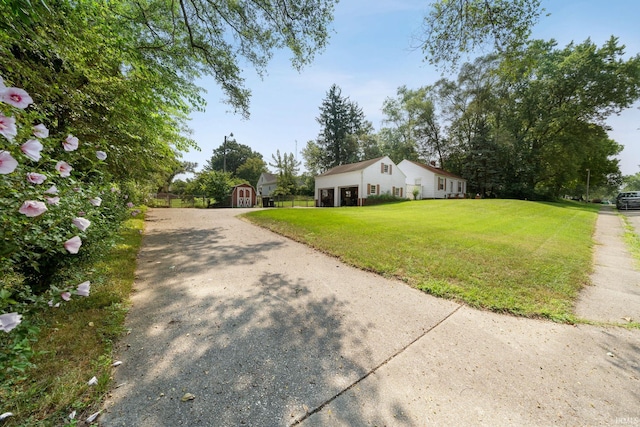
[302, 39, 640, 200]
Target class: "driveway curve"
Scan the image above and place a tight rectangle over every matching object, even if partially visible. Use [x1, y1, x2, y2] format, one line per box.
[101, 208, 639, 427]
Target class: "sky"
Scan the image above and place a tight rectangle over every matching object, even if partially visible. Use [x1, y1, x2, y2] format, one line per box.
[180, 0, 640, 179]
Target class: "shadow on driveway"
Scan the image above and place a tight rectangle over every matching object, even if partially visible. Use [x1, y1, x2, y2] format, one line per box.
[101, 209, 423, 426]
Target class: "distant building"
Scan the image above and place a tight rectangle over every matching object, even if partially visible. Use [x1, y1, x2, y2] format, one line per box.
[257, 172, 278, 197]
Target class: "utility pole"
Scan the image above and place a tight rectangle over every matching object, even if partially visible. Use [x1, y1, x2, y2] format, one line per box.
[223, 132, 233, 173]
[586, 168, 590, 203]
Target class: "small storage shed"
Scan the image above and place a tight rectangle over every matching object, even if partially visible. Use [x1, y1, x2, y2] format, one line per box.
[230, 183, 256, 208]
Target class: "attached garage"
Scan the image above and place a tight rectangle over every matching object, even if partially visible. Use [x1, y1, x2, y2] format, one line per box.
[314, 156, 406, 207]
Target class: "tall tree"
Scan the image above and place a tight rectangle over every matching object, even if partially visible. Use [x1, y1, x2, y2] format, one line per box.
[160, 160, 199, 192]
[301, 140, 324, 177]
[502, 38, 640, 197]
[236, 157, 268, 188]
[205, 140, 263, 176]
[419, 0, 542, 67]
[315, 84, 366, 170]
[0, 0, 338, 190]
[622, 171, 640, 191]
[380, 85, 444, 165]
[124, 0, 338, 116]
[269, 150, 300, 196]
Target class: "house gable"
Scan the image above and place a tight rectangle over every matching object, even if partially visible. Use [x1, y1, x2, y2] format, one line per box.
[257, 172, 278, 197]
[397, 160, 466, 199]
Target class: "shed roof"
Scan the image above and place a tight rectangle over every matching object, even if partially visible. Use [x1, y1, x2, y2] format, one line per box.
[318, 157, 386, 177]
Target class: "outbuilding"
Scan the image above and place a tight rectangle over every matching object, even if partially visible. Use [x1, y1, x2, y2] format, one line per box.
[230, 183, 257, 208]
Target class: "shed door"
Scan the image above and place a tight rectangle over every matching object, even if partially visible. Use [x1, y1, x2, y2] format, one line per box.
[238, 188, 252, 207]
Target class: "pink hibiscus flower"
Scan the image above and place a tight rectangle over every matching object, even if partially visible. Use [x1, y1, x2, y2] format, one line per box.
[55, 161, 72, 177]
[89, 197, 102, 207]
[61, 292, 71, 302]
[63, 135, 79, 151]
[76, 281, 91, 297]
[27, 172, 46, 184]
[96, 151, 107, 160]
[18, 200, 48, 217]
[33, 124, 49, 138]
[0, 114, 17, 141]
[45, 196, 60, 205]
[0, 151, 18, 174]
[44, 185, 58, 194]
[64, 236, 82, 254]
[21, 139, 43, 161]
[72, 217, 91, 232]
[0, 312, 22, 332]
[1, 86, 33, 109]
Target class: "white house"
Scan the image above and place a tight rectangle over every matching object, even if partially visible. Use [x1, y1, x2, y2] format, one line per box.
[314, 156, 407, 207]
[256, 172, 277, 197]
[397, 160, 467, 199]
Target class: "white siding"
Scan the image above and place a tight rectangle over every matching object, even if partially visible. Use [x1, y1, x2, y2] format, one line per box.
[314, 156, 407, 207]
[257, 173, 277, 197]
[397, 160, 436, 198]
[397, 160, 466, 199]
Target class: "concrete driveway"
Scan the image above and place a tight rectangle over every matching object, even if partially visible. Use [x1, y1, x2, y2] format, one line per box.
[101, 208, 639, 426]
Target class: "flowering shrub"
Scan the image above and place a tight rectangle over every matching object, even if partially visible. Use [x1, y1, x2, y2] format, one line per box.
[0, 76, 131, 382]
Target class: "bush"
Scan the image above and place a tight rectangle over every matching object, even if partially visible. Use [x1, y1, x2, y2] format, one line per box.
[363, 193, 409, 206]
[0, 76, 133, 385]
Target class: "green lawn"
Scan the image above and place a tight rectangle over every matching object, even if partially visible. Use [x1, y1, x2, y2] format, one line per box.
[243, 199, 600, 321]
[2, 211, 145, 426]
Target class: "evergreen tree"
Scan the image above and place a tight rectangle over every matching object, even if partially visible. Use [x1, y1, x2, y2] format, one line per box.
[315, 84, 366, 170]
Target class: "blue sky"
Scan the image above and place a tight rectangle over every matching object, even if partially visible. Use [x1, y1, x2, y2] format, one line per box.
[182, 0, 640, 178]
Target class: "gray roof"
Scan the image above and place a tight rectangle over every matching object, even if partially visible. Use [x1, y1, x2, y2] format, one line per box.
[259, 172, 278, 184]
[318, 157, 385, 177]
[403, 160, 466, 181]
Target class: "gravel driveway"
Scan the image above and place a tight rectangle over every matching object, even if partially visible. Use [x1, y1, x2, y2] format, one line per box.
[100, 208, 640, 426]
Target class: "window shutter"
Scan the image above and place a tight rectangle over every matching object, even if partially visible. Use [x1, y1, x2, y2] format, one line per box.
[367, 183, 371, 195]
[377, 184, 380, 194]
[381, 163, 384, 173]
[389, 164, 392, 174]
[392, 186, 395, 195]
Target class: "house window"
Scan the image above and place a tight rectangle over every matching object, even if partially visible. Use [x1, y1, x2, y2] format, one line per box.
[394, 187, 402, 197]
[368, 184, 377, 195]
[438, 177, 445, 191]
[380, 163, 393, 174]
[458, 181, 463, 193]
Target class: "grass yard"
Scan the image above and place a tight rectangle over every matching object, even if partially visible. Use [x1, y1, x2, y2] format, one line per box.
[1, 211, 145, 426]
[622, 215, 640, 267]
[243, 199, 600, 321]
